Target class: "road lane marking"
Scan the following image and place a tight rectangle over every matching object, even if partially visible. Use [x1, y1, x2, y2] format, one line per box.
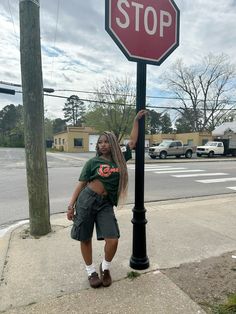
[128, 165, 172, 169]
[196, 177, 236, 183]
[227, 186, 236, 191]
[172, 173, 228, 178]
[128, 166, 188, 171]
[146, 167, 187, 172]
[155, 169, 204, 174]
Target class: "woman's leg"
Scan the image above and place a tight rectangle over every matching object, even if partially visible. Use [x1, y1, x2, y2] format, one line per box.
[80, 239, 92, 265]
[80, 239, 102, 288]
[99, 238, 118, 287]
[104, 238, 118, 262]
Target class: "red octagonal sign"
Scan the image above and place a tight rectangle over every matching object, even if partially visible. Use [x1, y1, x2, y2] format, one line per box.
[105, 0, 180, 65]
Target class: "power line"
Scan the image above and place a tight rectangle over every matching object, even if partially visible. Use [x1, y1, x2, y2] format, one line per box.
[1, 81, 236, 104]
[12, 91, 236, 112]
[0, 80, 21, 88]
[7, 0, 19, 47]
[1, 87, 235, 112]
[55, 88, 181, 100]
[53, 89, 236, 103]
[53, 0, 60, 50]
[51, 0, 61, 81]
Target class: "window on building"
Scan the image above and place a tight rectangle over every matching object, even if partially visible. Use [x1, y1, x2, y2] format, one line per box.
[62, 139, 65, 145]
[59, 138, 61, 145]
[187, 139, 193, 145]
[74, 138, 83, 147]
[55, 139, 57, 145]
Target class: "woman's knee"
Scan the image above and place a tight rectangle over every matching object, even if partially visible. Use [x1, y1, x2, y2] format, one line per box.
[105, 238, 118, 247]
[81, 239, 92, 247]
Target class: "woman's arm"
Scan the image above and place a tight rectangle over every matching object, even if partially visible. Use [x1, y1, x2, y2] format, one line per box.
[128, 109, 147, 150]
[67, 181, 87, 220]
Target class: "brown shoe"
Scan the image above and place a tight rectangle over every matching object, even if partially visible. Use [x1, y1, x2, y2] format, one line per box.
[100, 263, 112, 287]
[88, 272, 102, 288]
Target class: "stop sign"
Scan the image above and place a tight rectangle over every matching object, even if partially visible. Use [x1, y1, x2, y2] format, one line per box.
[105, 0, 180, 65]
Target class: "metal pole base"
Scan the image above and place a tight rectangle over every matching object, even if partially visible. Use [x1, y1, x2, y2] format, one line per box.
[130, 255, 149, 270]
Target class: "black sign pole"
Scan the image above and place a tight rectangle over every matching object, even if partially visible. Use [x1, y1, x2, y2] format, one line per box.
[130, 62, 149, 270]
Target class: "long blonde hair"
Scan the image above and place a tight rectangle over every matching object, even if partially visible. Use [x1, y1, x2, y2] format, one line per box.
[96, 131, 128, 204]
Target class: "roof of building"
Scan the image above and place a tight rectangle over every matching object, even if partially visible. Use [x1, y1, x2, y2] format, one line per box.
[54, 126, 98, 136]
[212, 121, 236, 136]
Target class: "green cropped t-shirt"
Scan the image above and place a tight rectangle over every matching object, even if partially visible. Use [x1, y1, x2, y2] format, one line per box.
[79, 145, 132, 206]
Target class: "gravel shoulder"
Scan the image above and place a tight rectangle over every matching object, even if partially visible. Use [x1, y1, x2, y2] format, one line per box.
[163, 251, 236, 313]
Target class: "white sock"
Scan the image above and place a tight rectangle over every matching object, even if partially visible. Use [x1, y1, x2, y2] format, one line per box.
[85, 263, 96, 276]
[102, 259, 111, 271]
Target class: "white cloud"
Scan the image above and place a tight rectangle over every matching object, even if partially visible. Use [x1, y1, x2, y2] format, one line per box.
[0, 0, 236, 118]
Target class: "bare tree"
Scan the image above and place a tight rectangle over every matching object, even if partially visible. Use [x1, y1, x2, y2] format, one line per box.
[85, 77, 136, 142]
[165, 54, 236, 132]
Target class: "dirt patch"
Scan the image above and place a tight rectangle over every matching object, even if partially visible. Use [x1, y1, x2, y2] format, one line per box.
[162, 251, 236, 313]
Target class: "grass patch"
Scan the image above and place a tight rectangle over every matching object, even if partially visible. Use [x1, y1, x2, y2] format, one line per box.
[127, 271, 141, 280]
[212, 294, 236, 314]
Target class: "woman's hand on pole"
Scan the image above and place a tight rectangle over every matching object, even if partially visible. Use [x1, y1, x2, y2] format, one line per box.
[135, 109, 148, 121]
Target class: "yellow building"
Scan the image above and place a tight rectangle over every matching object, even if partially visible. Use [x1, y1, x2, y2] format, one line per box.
[123, 132, 212, 148]
[53, 127, 212, 153]
[148, 132, 212, 147]
[53, 126, 99, 152]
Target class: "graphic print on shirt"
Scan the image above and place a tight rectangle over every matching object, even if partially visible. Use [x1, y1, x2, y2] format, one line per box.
[98, 164, 119, 177]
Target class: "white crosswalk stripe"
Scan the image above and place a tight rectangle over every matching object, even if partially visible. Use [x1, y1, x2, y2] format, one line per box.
[155, 169, 204, 174]
[128, 165, 236, 191]
[128, 166, 189, 172]
[227, 186, 236, 191]
[128, 165, 172, 170]
[147, 167, 187, 172]
[196, 177, 236, 183]
[172, 173, 228, 178]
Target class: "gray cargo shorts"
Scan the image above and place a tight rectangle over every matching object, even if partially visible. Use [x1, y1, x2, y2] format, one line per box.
[71, 186, 120, 242]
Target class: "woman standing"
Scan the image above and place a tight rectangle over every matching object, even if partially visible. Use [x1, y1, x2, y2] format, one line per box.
[67, 110, 147, 288]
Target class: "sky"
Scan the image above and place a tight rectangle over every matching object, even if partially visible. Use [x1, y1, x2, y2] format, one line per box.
[0, 0, 236, 120]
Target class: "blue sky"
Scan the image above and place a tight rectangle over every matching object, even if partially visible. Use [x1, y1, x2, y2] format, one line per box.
[0, 0, 236, 120]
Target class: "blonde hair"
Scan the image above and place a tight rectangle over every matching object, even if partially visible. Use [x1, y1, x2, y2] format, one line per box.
[96, 131, 128, 204]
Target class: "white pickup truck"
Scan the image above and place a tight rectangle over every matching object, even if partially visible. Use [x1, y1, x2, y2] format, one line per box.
[196, 141, 224, 157]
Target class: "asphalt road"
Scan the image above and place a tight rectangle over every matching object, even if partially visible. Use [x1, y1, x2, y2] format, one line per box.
[1, 148, 236, 226]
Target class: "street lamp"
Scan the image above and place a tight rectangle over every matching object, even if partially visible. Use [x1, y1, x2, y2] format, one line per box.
[0, 86, 54, 95]
[0, 87, 15, 95]
[43, 88, 55, 93]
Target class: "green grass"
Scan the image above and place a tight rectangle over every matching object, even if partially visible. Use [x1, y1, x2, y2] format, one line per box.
[127, 271, 141, 280]
[212, 294, 236, 314]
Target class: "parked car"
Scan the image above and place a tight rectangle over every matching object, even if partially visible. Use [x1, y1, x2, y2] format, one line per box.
[148, 140, 195, 159]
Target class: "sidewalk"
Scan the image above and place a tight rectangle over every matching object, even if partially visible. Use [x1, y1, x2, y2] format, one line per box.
[1, 194, 236, 313]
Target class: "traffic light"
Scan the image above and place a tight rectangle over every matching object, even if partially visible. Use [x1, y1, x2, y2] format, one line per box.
[0, 87, 15, 95]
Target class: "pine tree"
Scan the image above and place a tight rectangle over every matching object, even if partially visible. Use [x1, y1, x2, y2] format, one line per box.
[63, 95, 85, 126]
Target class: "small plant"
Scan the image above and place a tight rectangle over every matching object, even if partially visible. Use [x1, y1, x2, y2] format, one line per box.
[21, 228, 30, 239]
[212, 294, 236, 314]
[127, 271, 141, 280]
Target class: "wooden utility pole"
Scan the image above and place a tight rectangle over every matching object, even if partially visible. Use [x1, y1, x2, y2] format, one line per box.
[19, 0, 51, 236]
